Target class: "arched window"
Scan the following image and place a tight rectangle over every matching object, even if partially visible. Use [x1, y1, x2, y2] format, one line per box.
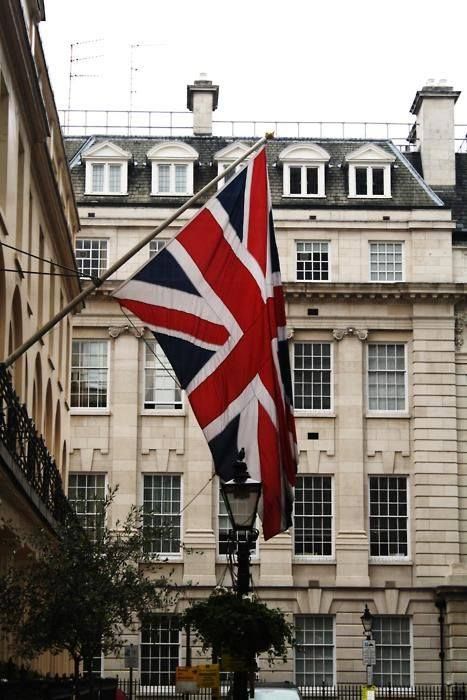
[147, 142, 198, 196]
[279, 143, 330, 198]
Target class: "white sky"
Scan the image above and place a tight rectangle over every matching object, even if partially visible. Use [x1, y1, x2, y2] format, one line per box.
[40, 0, 467, 128]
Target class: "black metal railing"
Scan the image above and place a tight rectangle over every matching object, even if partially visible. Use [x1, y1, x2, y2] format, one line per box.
[0, 364, 73, 526]
[114, 681, 467, 700]
[0, 676, 118, 700]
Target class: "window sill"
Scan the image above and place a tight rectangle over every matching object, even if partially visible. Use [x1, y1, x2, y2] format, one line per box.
[295, 278, 330, 283]
[294, 557, 335, 564]
[282, 194, 326, 199]
[369, 279, 404, 284]
[348, 194, 392, 199]
[369, 558, 412, 565]
[294, 410, 336, 418]
[84, 191, 128, 196]
[366, 411, 410, 419]
[150, 192, 193, 197]
[141, 408, 186, 416]
[70, 408, 111, 415]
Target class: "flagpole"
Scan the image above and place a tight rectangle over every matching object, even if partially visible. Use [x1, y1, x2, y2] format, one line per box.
[2, 134, 273, 369]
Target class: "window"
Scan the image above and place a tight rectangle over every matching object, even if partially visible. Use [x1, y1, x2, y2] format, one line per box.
[82, 141, 131, 195]
[347, 144, 395, 198]
[75, 239, 108, 279]
[279, 144, 330, 198]
[294, 476, 332, 557]
[295, 615, 334, 686]
[373, 616, 411, 686]
[368, 344, 406, 411]
[148, 142, 198, 196]
[369, 476, 408, 559]
[294, 343, 331, 411]
[296, 241, 329, 281]
[214, 142, 251, 189]
[149, 238, 167, 259]
[140, 615, 179, 686]
[71, 340, 108, 409]
[143, 474, 181, 555]
[144, 339, 182, 410]
[68, 473, 106, 535]
[370, 242, 403, 282]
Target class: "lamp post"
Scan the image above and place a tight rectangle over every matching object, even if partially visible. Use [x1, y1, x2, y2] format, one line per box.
[220, 449, 262, 699]
[361, 604, 375, 687]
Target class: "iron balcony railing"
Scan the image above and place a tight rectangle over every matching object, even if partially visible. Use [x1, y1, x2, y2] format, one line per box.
[0, 364, 73, 526]
[57, 108, 467, 153]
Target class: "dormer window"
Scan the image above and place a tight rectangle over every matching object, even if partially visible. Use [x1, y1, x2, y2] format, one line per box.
[147, 142, 198, 196]
[214, 141, 251, 189]
[279, 143, 330, 198]
[82, 141, 131, 195]
[346, 144, 395, 198]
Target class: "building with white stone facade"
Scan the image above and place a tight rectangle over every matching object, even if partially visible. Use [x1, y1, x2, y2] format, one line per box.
[64, 78, 467, 686]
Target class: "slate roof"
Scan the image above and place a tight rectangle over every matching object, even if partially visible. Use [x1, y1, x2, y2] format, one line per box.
[405, 152, 467, 237]
[64, 135, 444, 210]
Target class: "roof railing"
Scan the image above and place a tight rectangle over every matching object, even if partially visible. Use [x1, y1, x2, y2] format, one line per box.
[57, 108, 467, 152]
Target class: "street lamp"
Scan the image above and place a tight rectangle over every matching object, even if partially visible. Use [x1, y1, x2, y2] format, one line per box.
[361, 604, 374, 637]
[361, 604, 375, 687]
[220, 449, 261, 700]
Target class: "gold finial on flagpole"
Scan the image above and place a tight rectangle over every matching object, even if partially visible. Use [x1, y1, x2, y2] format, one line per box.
[265, 131, 275, 140]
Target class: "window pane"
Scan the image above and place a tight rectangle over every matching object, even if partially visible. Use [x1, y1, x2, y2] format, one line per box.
[158, 164, 170, 193]
[370, 242, 403, 282]
[140, 615, 179, 686]
[175, 164, 187, 193]
[70, 340, 108, 408]
[108, 164, 122, 193]
[149, 238, 167, 258]
[295, 616, 334, 686]
[294, 343, 331, 410]
[75, 238, 108, 278]
[296, 241, 329, 281]
[92, 164, 104, 192]
[368, 344, 406, 411]
[373, 167, 385, 195]
[373, 617, 411, 686]
[289, 167, 302, 195]
[294, 476, 332, 556]
[355, 167, 367, 195]
[144, 339, 182, 409]
[143, 474, 181, 554]
[369, 476, 408, 558]
[306, 167, 319, 195]
[68, 473, 106, 537]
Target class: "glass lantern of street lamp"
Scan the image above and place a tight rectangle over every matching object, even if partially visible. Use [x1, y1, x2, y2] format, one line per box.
[361, 604, 374, 636]
[221, 449, 262, 532]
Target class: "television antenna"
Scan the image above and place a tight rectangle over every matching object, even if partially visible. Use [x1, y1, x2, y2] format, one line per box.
[67, 38, 104, 112]
[129, 42, 165, 111]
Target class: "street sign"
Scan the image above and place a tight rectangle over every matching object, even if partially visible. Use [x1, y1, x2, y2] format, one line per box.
[124, 643, 139, 669]
[176, 666, 198, 693]
[362, 639, 376, 666]
[196, 664, 220, 689]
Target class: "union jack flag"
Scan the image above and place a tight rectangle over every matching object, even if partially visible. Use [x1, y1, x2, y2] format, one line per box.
[114, 147, 297, 539]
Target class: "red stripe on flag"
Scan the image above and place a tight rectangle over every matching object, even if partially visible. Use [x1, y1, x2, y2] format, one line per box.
[118, 298, 229, 346]
[177, 208, 264, 333]
[257, 402, 283, 540]
[247, 149, 268, 275]
[189, 307, 270, 427]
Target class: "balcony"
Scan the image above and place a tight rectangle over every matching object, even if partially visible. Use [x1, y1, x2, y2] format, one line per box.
[0, 364, 73, 530]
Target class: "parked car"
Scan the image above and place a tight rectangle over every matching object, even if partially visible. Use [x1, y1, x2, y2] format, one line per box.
[254, 682, 302, 700]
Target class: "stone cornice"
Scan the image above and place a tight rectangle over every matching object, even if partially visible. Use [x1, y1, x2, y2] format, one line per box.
[284, 282, 467, 303]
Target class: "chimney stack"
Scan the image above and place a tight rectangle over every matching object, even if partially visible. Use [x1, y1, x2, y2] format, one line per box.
[410, 80, 460, 187]
[187, 74, 219, 136]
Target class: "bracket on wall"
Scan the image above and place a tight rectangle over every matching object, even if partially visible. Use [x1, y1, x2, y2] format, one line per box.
[108, 324, 145, 339]
[332, 327, 368, 342]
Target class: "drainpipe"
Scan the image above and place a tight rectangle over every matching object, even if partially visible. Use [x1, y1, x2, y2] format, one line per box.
[435, 597, 447, 700]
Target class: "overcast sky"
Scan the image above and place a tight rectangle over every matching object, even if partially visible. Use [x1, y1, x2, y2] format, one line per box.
[40, 0, 467, 130]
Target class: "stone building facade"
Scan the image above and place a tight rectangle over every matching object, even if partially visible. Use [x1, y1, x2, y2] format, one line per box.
[0, 0, 80, 674]
[64, 79, 467, 685]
